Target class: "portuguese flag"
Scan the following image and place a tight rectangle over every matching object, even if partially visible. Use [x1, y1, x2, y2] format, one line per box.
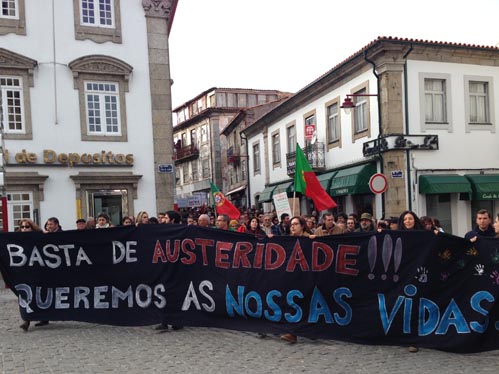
[294, 143, 337, 211]
[210, 182, 241, 220]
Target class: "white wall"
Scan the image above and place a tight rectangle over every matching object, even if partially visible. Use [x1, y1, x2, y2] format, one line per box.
[2, 0, 157, 228]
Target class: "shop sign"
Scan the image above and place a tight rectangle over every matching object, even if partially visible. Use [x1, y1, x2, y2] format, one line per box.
[4, 149, 134, 166]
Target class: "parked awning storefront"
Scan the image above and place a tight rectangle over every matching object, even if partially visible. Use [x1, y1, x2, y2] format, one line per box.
[274, 181, 293, 195]
[317, 171, 337, 192]
[257, 185, 276, 202]
[419, 175, 472, 196]
[226, 185, 246, 196]
[330, 163, 377, 196]
[465, 174, 499, 200]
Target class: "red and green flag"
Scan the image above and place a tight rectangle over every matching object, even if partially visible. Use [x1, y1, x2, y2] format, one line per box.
[210, 182, 241, 220]
[294, 143, 337, 211]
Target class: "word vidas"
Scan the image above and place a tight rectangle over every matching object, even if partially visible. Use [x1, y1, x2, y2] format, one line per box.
[378, 284, 499, 336]
[152, 238, 360, 274]
[5, 149, 134, 166]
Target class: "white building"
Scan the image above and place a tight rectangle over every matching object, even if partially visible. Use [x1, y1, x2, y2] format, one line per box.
[0, 0, 177, 230]
[243, 37, 499, 235]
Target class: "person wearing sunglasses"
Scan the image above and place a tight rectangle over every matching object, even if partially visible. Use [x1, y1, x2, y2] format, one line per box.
[17, 219, 44, 331]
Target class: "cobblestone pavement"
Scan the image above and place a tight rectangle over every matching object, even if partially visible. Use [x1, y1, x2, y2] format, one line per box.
[0, 288, 498, 374]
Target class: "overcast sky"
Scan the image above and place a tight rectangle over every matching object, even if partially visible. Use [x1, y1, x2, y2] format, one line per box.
[168, 0, 499, 108]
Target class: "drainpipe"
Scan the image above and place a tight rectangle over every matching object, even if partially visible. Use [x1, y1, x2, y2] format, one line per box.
[364, 51, 384, 219]
[403, 44, 414, 211]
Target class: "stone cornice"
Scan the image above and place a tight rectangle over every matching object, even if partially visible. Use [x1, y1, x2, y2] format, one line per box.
[0, 48, 37, 86]
[68, 55, 133, 79]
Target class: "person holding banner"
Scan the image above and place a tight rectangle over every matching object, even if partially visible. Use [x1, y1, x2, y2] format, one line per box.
[397, 211, 425, 231]
[156, 210, 183, 332]
[465, 209, 495, 241]
[280, 216, 316, 344]
[17, 219, 43, 331]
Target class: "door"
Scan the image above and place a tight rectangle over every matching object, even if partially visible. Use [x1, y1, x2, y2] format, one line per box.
[87, 190, 128, 226]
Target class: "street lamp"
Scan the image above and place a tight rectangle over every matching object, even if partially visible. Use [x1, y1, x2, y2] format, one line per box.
[340, 93, 379, 113]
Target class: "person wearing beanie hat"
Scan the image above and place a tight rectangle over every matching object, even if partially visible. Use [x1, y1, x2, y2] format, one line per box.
[229, 219, 240, 231]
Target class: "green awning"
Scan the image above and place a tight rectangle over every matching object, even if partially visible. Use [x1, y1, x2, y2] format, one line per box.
[317, 171, 337, 191]
[274, 181, 293, 195]
[258, 185, 276, 202]
[330, 163, 377, 196]
[465, 174, 499, 200]
[419, 175, 471, 195]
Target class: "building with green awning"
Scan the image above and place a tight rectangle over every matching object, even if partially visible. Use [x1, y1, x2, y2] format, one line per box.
[419, 175, 471, 197]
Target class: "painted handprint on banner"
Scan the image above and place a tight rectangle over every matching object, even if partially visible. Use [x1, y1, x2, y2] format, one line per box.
[474, 264, 485, 276]
[490, 270, 499, 285]
[491, 250, 499, 264]
[415, 267, 428, 283]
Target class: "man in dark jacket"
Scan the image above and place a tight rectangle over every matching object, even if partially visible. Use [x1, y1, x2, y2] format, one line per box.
[271, 213, 290, 236]
[465, 209, 495, 240]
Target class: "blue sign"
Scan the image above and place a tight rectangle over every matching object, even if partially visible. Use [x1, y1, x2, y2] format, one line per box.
[391, 170, 403, 178]
[158, 164, 173, 173]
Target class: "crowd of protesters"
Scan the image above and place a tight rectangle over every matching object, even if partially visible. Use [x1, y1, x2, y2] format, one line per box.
[13, 205, 499, 352]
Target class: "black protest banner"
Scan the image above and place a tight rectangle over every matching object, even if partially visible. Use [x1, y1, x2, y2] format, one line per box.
[1, 225, 499, 353]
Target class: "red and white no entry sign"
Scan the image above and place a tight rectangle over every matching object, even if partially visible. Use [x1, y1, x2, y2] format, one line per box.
[369, 173, 388, 194]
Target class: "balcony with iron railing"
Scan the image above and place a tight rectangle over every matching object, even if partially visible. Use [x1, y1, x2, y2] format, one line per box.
[174, 144, 199, 164]
[286, 142, 325, 175]
[227, 145, 241, 165]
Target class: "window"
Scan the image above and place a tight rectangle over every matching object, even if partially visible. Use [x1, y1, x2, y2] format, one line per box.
[287, 124, 295, 153]
[419, 73, 452, 132]
[241, 160, 246, 181]
[464, 75, 495, 133]
[354, 88, 367, 133]
[253, 143, 261, 174]
[81, 0, 114, 27]
[69, 55, 132, 142]
[304, 114, 316, 139]
[426, 194, 452, 234]
[327, 102, 339, 143]
[1, 0, 18, 18]
[272, 131, 280, 166]
[182, 164, 189, 184]
[0, 0, 25, 35]
[350, 82, 371, 142]
[0, 49, 36, 140]
[469, 82, 489, 123]
[191, 129, 197, 145]
[7, 191, 32, 231]
[85, 81, 121, 136]
[191, 161, 198, 182]
[74, 0, 121, 43]
[201, 158, 210, 179]
[200, 125, 208, 143]
[0, 76, 24, 133]
[424, 79, 446, 123]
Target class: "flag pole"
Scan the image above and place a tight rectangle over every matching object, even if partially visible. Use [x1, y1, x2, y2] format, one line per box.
[292, 191, 296, 217]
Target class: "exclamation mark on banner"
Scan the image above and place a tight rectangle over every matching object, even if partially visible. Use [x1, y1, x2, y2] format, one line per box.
[381, 235, 393, 280]
[368, 236, 377, 280]
[393, 238, 403, 282]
